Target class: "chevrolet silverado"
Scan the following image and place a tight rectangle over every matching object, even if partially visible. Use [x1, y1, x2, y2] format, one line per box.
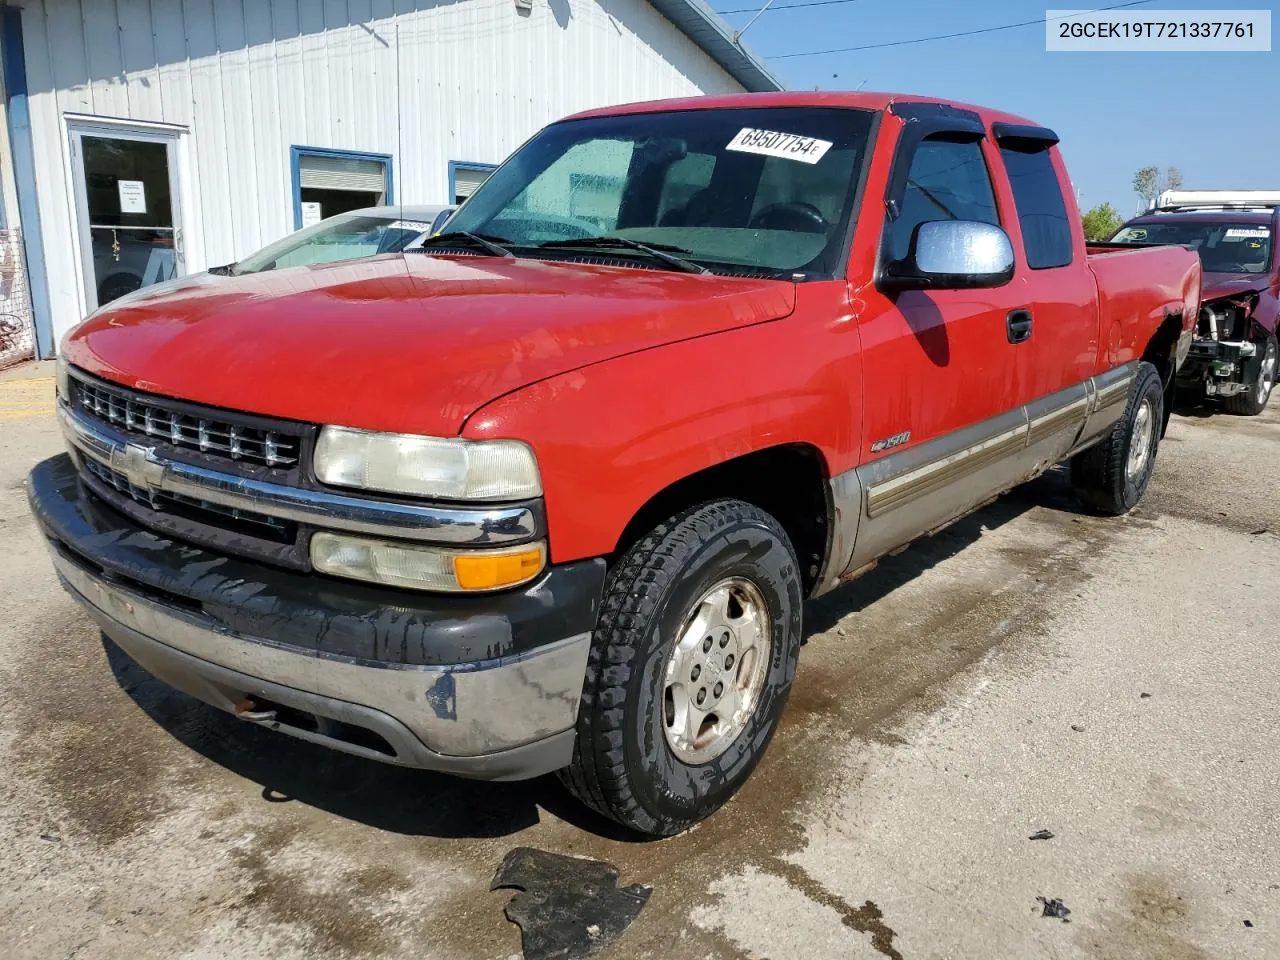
[29, 92, 1201, 836]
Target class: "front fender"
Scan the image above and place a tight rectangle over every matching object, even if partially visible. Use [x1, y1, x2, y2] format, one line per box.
[460, 291, 863, 563]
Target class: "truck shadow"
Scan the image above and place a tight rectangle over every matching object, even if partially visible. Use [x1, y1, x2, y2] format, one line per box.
[102, 634, 563, 839]
[104, 467, 1085, 841]
[1171, 388, 1219, 419]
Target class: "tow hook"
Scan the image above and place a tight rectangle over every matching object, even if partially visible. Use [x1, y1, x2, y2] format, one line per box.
[233, 698, 278, 723]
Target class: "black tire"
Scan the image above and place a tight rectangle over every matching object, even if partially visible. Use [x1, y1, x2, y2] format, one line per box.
[1071, 361, 1163, 516]
[1223, 334, 1277, 416]
[559, 499, 803, 836]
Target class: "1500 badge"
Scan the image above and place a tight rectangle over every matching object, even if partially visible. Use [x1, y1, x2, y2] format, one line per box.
[870, 431, 911, 453]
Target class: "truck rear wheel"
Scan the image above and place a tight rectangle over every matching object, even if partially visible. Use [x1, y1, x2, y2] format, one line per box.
[1071, 361, 1163, 516]
[1222, 334, 1277, 416]
[559, 499, 803, 836]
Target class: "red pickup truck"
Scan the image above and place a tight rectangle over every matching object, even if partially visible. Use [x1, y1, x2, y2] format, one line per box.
[30, 92, 1200, 836]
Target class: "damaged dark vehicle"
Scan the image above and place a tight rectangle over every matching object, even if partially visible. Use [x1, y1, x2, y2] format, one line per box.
[1111, 204, 1278, 415]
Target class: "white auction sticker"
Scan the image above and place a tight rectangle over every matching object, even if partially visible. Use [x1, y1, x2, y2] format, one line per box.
[1224, 228, 1270, 238]
[726, 128, 833, 165]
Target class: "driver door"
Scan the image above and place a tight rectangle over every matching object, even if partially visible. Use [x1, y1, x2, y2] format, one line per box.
[846, 114, 1032, 567]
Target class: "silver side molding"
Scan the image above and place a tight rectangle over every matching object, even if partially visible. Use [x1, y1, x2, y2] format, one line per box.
[816, 363, 1137, 594]
[58, 404, 540, 545]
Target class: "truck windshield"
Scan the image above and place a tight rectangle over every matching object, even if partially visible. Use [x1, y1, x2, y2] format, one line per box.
[444, 106, 875, 279]
[1112, 221, 1274, 274]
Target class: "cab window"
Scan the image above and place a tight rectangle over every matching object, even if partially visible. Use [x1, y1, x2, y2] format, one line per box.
[889, 137, 1000, 262]
[1000, 144, 1073, 269]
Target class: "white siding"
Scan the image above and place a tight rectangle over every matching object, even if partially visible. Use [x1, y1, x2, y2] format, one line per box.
[20, 0, 742, 344]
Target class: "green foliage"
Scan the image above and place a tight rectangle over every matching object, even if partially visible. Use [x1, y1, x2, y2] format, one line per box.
[1081, 202, 1125, 241]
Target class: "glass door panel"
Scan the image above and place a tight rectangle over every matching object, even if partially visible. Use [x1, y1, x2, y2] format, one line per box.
[71, 128, 184, 308]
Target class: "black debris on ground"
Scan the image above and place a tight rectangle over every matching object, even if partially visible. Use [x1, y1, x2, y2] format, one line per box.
[492, 847, 652, 960]
[1071, 725, 1085, 733]
[1028, 829, 1055, 841]
[1037, 897, 1071, 922]
[38, 833, 61, 843]
[1140, 692, 1152, 699]
[1244, 920, 1254, 928]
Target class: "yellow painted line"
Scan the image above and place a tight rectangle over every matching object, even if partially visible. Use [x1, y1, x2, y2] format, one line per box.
[0, 400, 55, 411]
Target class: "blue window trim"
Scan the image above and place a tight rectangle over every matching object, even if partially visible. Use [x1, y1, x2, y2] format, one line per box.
[290, 145, 394, 230]
[448, 160, 498, 203]
[2, 7, 54, 358]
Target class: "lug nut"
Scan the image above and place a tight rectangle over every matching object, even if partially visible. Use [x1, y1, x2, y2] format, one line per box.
[719, 633, 730, 648]
[713, 682, 724, 698]
[702, 637, 713, 653]
[696, 688, 707, 705]
[691, 664, 701, 681]
[724, 653, 735, 670]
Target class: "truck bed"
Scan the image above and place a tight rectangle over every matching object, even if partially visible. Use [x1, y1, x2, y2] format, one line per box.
[1086, 242, 1202, 359]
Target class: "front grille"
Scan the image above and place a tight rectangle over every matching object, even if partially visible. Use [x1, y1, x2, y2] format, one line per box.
[71, 377, 301, 468]
[83, 457, 292, 541]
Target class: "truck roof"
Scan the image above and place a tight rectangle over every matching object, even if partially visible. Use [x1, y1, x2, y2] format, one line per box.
[563, 91, 1039, 128]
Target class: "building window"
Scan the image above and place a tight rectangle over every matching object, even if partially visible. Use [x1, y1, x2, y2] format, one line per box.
[291, 147, 393, 229]
[449, 162, 496, 206]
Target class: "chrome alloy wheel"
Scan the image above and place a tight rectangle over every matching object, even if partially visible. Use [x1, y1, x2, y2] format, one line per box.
[1126, 397, 1155, 483]
[662, 577, 773, 765]
[1257, 339, 1277, 405]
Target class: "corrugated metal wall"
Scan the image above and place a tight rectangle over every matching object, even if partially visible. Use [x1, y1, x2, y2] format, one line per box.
[17, 0, 743, 345]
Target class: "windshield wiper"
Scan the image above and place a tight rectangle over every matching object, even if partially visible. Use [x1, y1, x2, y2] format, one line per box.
[419, 231, 514, 257]
[536, 236, 710, 275]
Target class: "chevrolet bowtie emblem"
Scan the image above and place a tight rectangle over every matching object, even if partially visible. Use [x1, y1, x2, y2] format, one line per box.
[110, 442, 167, 493]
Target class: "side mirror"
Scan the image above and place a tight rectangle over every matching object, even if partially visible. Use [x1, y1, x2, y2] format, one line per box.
[882, 220, 1015, 291]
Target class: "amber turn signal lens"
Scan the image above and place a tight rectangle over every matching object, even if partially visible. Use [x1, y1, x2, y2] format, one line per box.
[311, 533, 546, 593]
[453, 544, 546, 591]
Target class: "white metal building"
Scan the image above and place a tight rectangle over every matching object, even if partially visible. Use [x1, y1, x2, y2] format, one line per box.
[0, 0, 779, 356]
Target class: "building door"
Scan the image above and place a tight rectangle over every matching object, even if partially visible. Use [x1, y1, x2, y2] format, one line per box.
[68, 122, 185, 310]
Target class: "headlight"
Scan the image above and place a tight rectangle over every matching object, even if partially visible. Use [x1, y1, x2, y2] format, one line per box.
[311, 532, 546, 592]
[56, 355, 70, 401]
[314, 426, 541, 501]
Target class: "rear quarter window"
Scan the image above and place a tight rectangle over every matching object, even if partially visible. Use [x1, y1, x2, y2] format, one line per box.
[1000, 144, 1073, 269]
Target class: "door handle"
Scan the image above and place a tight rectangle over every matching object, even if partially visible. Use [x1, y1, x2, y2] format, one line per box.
[1006, 309, 1033, 344]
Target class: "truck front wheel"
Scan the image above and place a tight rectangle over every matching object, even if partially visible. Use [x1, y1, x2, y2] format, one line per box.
[1071, 360, 1164, 516]
[559, 499, 803, 836]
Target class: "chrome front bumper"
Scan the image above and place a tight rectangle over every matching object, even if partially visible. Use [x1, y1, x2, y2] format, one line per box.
[28, 454, 605, 780]
[52, 545, 590, 778]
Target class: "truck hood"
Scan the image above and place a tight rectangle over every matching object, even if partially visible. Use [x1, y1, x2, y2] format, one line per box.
[64, 254, 795, 435]
[1201, 271, 1268, 301]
